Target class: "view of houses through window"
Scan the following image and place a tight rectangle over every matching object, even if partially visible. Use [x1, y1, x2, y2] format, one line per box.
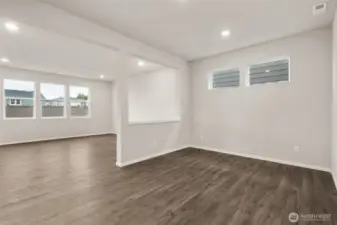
[2, 79, 90, 119]
[41, 83, 65, 118]
[4, 79, 35, 118]
[70, 86, 89, 117]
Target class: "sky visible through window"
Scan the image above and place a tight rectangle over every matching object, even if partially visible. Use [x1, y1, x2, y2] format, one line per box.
[70, 86, 89, 99]
[41, 83, 64, 100]
[4, 79, 34, 92]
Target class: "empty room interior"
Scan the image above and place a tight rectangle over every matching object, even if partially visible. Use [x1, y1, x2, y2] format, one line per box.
[1, 0, 337, 224]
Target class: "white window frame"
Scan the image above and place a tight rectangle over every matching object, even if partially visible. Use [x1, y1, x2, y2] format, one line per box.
[40, 82, 67, 119]
[247, 56, 291, 86]
[69, 85, 91, 119]
[3, 79, 36, 120]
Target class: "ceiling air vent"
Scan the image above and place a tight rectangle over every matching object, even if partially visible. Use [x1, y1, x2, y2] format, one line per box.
[313, 3, 327, 16]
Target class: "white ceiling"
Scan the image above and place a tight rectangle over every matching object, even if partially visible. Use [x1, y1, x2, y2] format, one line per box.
[43, 0, 337, 61]
[0, 19, 167, 80]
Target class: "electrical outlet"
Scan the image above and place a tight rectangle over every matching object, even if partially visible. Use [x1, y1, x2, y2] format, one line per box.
[294, 146, 300, 153]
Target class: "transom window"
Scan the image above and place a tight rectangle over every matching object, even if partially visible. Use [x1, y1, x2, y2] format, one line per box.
[249, 59, 289, 85]
[211, 68, 240, 89]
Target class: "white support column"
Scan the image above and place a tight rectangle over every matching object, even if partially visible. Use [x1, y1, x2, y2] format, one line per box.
[114, 51, 130, 166]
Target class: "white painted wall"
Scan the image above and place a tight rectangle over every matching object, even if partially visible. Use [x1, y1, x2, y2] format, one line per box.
[332, 10, 337, 186]
[114, 54, 190, 165]
[191, 28, 332, 170]
[116, 67, 187, 165]
[0, 66, 112, 145]
[128, 69, 180, 124]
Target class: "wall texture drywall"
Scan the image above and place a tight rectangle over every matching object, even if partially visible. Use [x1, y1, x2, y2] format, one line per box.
[115, 57, 190, 165]
[128, 69, 180, 123]
[191, 28, 332, 170]
[0, 67, 113, 145]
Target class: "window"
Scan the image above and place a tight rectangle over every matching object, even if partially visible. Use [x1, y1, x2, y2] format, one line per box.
[4, 79, 35, 118]
[69, 86, 90, 117]
[8, 99, 22, 106]
[249, 59, 289, 85]
[211, 69, 240, 89]
[41, 83, 65, 118]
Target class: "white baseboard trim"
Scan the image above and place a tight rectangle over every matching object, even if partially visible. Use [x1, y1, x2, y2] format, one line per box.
[190, 145, 331, 173]
[116, 145, 189, 167]
[116, 145, 331, 173]
[0, 132, 114, 146]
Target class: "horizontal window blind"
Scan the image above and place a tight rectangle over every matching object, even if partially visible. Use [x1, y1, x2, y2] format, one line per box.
[249, 59, 289, 85]
[212, 69, 240, 89]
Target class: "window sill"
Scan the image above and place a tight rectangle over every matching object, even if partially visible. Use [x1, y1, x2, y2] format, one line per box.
[70, 116, 91, 119]
[41, 116, 67, 120]
[3, 117, 36, 121]
[128, 119, 181, 126]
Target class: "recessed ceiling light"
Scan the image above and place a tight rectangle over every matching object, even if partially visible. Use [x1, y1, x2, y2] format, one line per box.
[137, 60, 145, 67]
[221, 29, 231, 38]
[100, 74, 105, 79]
[1, 58, 10, 63]
[4, 22, 20, 33]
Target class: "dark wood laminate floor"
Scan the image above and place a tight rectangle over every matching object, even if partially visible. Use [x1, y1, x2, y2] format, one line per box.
[0, 135, 336, 225]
